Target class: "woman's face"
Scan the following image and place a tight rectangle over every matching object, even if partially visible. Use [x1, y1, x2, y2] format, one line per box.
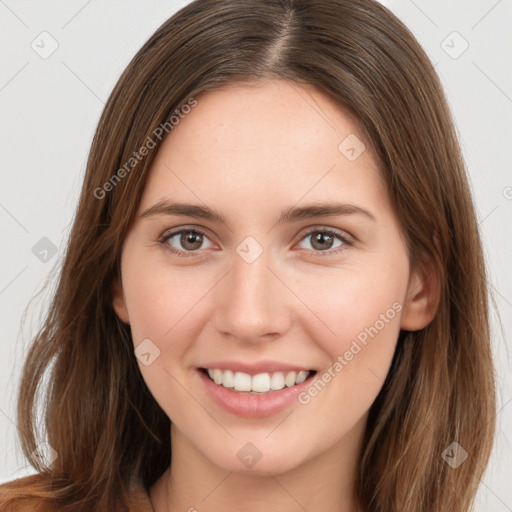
[113, 79, 432, 476]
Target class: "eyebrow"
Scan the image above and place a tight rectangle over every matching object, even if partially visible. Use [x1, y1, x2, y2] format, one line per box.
[140, 200, 376, 225]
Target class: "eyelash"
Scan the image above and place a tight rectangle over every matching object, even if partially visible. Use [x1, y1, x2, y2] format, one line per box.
[156, 226, 353, 258]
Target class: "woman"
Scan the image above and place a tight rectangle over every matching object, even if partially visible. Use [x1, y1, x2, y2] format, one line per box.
[0, 0, 496, 511]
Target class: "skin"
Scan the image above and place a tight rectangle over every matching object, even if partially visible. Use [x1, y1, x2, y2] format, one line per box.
[112, 79, 439, 512]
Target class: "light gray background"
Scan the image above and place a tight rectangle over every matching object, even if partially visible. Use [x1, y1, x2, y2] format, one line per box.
[1, 0, 511, 509]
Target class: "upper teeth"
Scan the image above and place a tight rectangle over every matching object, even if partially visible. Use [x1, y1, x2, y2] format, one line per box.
[206, 369, 310, 393]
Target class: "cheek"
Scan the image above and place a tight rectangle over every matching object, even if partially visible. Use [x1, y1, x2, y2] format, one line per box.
[322, 279, 403, 362]
[121, 256, 222, 410]
[290, 258, 407, 408]
[121, 259, 213, 420]
[293, 256, 406, 346]
[122, 253, 213, 345]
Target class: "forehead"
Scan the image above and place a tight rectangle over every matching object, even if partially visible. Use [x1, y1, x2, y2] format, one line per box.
[138, 79, 387, 219]
[168, 79, 365, 155]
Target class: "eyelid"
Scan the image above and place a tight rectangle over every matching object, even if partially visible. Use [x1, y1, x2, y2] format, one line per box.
[295, 224, 354, 244]
[159, 225, 212, 241]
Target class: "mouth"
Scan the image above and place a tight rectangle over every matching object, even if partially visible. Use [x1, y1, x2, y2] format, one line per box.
[199, 367, 317, 395]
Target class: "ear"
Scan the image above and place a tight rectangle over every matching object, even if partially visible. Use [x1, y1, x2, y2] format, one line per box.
[401, 257, 441, 331]
[112, 275, 130, 324]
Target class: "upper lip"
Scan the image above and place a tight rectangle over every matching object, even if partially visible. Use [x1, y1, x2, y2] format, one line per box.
[199, 360, 315, 375]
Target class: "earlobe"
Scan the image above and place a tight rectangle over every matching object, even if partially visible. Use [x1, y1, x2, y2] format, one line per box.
[401, 261, 441, 331]
[112, 276, 130, 324]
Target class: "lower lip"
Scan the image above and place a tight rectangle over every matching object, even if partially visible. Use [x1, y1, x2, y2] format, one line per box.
[197, 369, 316, 418]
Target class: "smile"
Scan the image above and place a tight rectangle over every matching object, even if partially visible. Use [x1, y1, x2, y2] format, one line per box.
[197, 366, 318, 418]
[203, 368, 313, 393]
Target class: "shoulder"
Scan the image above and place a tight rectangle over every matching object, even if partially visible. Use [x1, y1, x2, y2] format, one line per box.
[0, 474, 56, 511]
[0, 474, 155, 512]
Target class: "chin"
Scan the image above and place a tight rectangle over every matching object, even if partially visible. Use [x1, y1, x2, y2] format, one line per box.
[204, 441, 306, 476]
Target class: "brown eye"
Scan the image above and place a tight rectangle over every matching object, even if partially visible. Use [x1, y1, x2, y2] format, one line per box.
[160, 228, 213, 256]
[310, 232, 336, 251]
[296, 228, 351, 257]
[179, 230, 204, 250]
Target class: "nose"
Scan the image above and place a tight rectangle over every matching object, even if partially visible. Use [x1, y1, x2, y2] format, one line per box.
[212, 247, 293, 344]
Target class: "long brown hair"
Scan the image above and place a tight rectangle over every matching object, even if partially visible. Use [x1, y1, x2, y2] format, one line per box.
[0, 0, 495, 510]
